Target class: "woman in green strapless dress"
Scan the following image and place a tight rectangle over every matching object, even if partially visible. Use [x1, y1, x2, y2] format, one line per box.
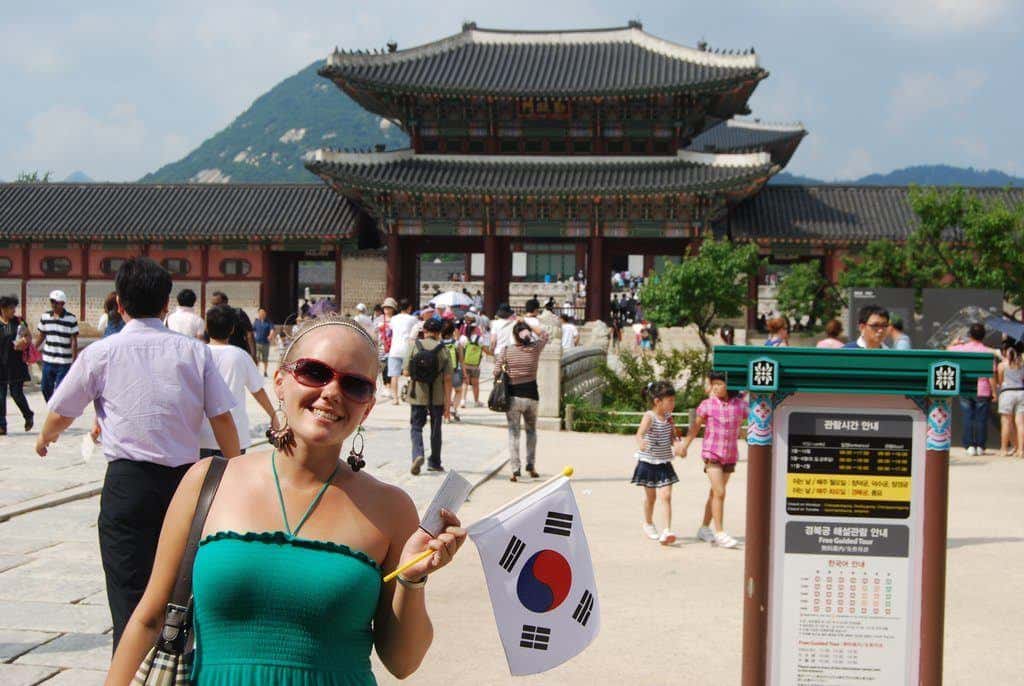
[108, 316, 467, 685]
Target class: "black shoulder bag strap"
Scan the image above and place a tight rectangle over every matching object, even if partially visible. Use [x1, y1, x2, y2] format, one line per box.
[159, 456, 228, 654]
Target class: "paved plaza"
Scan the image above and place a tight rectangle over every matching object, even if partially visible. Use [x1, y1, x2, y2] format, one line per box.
[1, 366, 1023, 684]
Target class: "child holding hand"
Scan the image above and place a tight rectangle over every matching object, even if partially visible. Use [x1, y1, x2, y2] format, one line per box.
[676, 371, 745, 548]
[631, 381, 684, 545]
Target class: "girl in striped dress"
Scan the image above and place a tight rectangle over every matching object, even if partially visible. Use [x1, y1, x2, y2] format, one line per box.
[631, 381, 683, 545]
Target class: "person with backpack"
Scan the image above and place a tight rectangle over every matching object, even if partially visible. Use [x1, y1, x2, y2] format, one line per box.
[403, 317, 452, 475]
[440, 320, 463, 422]
[459, 312, 485, 408]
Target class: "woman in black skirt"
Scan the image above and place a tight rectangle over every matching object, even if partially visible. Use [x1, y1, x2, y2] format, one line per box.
[631, 381, 683, 545]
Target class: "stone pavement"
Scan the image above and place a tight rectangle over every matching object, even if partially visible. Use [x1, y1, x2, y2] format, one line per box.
[0, 359, 509, 684]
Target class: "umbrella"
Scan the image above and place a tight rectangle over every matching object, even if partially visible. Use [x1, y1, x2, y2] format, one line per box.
[985, 316, 1024, 341]
[432, 290, 473, 308]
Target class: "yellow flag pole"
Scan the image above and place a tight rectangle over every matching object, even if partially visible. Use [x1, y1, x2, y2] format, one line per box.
[382, 465, 574, 584]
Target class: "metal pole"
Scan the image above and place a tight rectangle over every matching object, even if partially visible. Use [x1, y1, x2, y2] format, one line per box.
[741, 442, 772, 686]
[919, 447, 949, 684]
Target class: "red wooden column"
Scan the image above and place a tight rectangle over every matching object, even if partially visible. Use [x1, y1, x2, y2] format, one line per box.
[386, 232, 401, 300]
[483, 234, 501, 315]
[80, 242, 89, 321]
[199, 243, 209, 312]
[259, 243, 271, 309]
[585, 234, 605, 322]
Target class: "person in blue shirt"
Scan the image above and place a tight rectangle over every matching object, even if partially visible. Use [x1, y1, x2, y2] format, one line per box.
[252, 307, 275, 376]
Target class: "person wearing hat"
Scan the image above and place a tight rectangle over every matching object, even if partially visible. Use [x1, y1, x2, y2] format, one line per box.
[458, 310, 486, 407]
[33, 289, 79, 401]
[352, 302, 371, 328]
[403, 317, 452, 474]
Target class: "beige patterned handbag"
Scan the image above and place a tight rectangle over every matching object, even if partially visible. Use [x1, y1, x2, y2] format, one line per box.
[133, 457, 227, 685]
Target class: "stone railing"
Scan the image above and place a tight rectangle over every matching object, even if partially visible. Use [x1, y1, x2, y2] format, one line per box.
[560, 346, 606, 408]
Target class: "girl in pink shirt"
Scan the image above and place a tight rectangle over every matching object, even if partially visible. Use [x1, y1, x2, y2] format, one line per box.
[677, 372, 745, 548]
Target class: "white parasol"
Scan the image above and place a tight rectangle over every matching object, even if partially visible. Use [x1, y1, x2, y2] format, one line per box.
[432, 290, 473, 307]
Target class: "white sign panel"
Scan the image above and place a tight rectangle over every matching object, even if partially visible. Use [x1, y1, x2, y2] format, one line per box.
[512, 252, 527, 278]
[627, 254, 644, 276]
[769, 399, 924, 685]
[470, 253, 485, 276]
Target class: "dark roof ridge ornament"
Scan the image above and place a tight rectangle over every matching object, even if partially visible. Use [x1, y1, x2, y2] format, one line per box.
[627, 19, 643, 30]
[462, 21, 477, 32]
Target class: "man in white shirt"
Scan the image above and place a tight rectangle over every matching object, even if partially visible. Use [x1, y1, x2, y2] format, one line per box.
[560, 314, 580, 350]
[490, 303, 516, 357]
[164, 289, 204, 339]
[386, 298, 417, 405]
[199, 305, 277, 456]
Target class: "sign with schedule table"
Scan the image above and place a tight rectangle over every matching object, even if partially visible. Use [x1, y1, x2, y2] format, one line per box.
[769, 408, 924, 685]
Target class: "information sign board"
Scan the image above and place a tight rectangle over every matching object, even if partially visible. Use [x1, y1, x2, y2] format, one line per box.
[769, 402, 924, 685]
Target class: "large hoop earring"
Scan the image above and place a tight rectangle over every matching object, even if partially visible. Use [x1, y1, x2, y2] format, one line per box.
[347, 425, 366, 472]
[266, 400, 294, 450]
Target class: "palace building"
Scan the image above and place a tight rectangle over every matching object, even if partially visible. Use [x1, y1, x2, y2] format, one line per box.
[1, 22, 1019, 332]
[306, 21, 806, 321]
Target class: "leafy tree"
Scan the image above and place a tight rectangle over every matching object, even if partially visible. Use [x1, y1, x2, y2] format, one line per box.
[839, 187, 1024, 313]
[639, 238, 760, 355]
[776, 261, 844, 331]
[15, 170, 51, 183]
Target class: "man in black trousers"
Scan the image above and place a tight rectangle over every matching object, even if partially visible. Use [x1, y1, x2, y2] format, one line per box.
[36, 258, 241, 649]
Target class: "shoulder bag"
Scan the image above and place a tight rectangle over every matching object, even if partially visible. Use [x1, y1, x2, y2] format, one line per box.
[488, 361, 512, 413]
[133, 456, 228, 686]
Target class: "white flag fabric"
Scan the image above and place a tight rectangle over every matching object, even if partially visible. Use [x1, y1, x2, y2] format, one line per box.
[467, 476, 599, 676]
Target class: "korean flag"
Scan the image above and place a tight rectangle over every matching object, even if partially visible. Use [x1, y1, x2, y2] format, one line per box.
[467, 475, 599, 676]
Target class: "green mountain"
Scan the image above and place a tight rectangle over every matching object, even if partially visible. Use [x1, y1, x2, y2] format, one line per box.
[140, 61, 407, 183]
[772, 165, 1024, 187]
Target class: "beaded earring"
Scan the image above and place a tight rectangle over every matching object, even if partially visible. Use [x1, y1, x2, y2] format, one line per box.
[347, 425, 366, 472]
[266, 400, 294, 449]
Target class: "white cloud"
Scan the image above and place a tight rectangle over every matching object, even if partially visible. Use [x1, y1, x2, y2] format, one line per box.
[845, 0, 1012, 34]
[11, 103, 191, 180]
[887, 68, 987, 131]
[836, 147, 874, 181]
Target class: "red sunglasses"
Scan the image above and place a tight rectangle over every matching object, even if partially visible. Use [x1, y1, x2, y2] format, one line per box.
[282, 358, 376, 403]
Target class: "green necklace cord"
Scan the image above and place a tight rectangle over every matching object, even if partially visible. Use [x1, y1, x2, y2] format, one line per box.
[271, 449, 341, 537]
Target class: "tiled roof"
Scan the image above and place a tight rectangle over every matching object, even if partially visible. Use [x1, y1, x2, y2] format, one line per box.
[321, 23, 764, 97]
[0, 183, 360, 241]
[727, 186, 1024, 242]
[306, 148, 776, 196]
[688, 118, 806, 166]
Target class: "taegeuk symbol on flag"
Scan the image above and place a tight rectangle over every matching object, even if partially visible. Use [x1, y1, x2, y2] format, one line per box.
[467, 473, 599, 676]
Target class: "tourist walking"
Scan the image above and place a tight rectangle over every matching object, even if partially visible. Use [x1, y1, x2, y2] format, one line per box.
[210, 291, 256, 358]
[560, 314, 580, 350]
[107, 314, 466, 684]
[440, 320, 463, 422]
[387, 298, 417, 405]
[677, 371, 746, 549]
[843, 305, 890, 349]
[0, 295, 33, 435]
[494, 319, 549, 481]
[200, 305, 278, 457]
[35, 258, 240, 650]
[489, 303, 515, 357]
[997, 339, 1024, 457]
[252, 307, 275, 376]
[764, 317, 789, 347]
[631, 381, 682, 545]
[377, 298, 396, 399]
[816, 319, 845, 349]
[404, 317, 451, 474]
[164, 288, 204, 339]
[353, 302, 373, 330]
[97, 291, 124, 337]
[34, 289, 78, 401]
[948, 323, 998, 455]
[459, 312, 485, 407]
[889, 318, 912, 350]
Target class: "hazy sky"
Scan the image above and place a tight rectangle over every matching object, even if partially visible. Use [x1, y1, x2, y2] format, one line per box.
[1, 0, 1020, 182]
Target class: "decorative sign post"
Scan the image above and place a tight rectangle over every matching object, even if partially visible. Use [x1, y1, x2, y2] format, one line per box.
[714, 347, 993, 686]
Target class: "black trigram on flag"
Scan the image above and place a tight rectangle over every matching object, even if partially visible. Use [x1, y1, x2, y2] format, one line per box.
[499, 535, 526, 572]
[520, 625, 551, 651]
[543, 511, 573, 536]
[572, 590, 595, 627]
